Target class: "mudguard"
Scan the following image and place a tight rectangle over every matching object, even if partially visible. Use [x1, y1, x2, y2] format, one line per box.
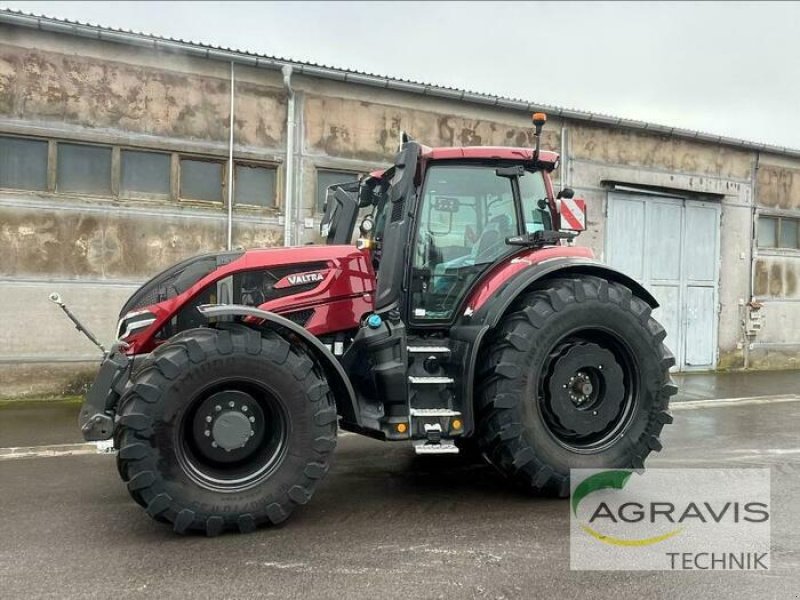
[469, 257, 659, 328]
[196, 304, 360, 426]
[450, 258, 660, 435]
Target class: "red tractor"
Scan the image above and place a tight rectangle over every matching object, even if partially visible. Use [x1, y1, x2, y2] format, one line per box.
[74, 113, 676, 535]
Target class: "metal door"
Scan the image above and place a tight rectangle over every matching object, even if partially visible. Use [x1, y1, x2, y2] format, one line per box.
[606, 192, 720, 371]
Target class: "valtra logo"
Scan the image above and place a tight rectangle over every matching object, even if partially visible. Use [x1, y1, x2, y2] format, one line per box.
[274, 270, 328, 289]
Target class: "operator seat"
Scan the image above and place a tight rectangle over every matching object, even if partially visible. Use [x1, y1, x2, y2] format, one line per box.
[474, 214, 513, 263]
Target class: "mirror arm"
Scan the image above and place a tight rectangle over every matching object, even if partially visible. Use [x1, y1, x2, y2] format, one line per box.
[506, 230, 577, 248]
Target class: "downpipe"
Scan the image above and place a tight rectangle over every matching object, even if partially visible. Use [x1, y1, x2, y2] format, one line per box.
[227, 61, 236, 250]
[282, 65, 295, 247]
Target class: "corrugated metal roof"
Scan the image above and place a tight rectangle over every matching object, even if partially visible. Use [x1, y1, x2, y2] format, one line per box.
[1, 7, 799, 159]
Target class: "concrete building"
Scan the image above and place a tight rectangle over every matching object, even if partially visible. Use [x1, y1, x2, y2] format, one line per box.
[0, 9, 798, 396]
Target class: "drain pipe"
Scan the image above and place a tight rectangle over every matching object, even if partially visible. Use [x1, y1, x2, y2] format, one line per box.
[560, 124, 569, 188]
[744, 151, 761, 369]
[226, 61, 235, 250]
[282, 65, 295, 247]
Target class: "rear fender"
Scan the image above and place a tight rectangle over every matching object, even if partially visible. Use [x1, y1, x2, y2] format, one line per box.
[197, 304, 360, 426]
[469, 258, 658, 328]
[451, 259, 659, 437]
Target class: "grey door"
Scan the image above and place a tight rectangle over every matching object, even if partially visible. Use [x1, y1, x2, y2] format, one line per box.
[606, 192, 720, 371]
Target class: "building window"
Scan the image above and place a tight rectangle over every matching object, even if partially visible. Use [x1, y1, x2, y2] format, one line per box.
[0, 134, 275, 206]
[121, 150, 171, 197]
[0, 136, 48, 191]
[235, 164, 276, 207]
[316, 169, 360, 213]
[758, 215, 800, 250]
[780, 218, 799, 249]
[180, 158, 223, 202]
[57, 143, 112, 195]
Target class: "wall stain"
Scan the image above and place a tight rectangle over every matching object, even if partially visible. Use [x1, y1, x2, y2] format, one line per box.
[0, 43, 285, 147]
[754, 259, 769, 296]
[438, 117, 455, 146]
[0, 206, 283, 279]
[305, 95, 559, 163]
[757, 164, 799, 210]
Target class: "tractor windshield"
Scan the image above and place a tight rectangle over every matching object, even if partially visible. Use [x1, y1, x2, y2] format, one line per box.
[409, 164, 551, 322]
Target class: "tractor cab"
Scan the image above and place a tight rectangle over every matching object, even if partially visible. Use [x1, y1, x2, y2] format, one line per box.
[322, 119, 582, 329]
[325, 116, 596, 451]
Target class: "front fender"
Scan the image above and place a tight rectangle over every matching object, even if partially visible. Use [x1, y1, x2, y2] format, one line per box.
[196, 304, 360, 426]
[469, 258, 659, 328]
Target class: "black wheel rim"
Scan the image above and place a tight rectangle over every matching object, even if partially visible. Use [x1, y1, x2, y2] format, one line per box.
[538, 328, 638, 452]
[176, 378, 289, 492]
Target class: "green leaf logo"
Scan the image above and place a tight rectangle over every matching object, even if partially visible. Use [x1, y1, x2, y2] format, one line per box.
[572, 470, 633, 516]
[572, 470, 683, 547]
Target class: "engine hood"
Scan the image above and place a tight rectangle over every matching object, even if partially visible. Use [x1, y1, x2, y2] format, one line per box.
[117, 245, 375, 353]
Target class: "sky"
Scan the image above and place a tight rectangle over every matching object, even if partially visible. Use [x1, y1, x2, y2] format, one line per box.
[2, 1, 799, 149]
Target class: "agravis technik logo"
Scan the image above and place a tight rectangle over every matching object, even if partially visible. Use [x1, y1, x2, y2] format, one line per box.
[570, 469, 771, 571]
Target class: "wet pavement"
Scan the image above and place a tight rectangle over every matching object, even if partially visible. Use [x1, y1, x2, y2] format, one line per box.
[672, 369, 800, 402]
[0, 372, 798, 599]
[0, 398, 83, 448]
[2, 371, 798, 449]
[0, 398, 799, 599]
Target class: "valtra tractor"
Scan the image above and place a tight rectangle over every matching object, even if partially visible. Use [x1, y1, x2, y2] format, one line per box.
[61, 113, 676, 535]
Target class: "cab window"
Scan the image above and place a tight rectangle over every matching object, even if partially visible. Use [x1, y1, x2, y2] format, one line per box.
[520, 171, 552, 233]
[410, 165, 519, 321]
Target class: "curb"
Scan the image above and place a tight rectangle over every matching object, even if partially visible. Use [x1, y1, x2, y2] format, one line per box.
[0, 441, 113, 460]
[672, 394, 800, 410]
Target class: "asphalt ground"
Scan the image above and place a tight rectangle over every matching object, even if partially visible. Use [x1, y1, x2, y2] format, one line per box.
[4, 370, 799, 451]
[0, 386, 799, 599]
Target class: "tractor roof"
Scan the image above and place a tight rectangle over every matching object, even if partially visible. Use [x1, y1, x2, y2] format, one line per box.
[368, 146, 559, 179]
[420, 146, 559, 168]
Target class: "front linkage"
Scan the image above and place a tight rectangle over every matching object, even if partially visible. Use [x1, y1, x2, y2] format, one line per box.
[50, 292, 130, 442]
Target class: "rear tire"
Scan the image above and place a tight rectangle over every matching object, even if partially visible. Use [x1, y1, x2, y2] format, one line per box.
[115, 325, 337, 535]
[475, 277, 676, 496]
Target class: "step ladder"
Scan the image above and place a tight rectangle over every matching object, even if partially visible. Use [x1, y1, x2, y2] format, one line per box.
[406, 345, 460, 454]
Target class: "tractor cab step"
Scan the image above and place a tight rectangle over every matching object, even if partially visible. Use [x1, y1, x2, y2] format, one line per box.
[409, 408, 461, 417]
[408, 376, 455, 385]
[407, 345, 451, 356]
[407, 410, 462, 452]
[406, 346, 462, 445]
[413, 439, 459, 454]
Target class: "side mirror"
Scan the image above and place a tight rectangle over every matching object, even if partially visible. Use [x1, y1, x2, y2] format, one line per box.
[557, 194, 586, 232]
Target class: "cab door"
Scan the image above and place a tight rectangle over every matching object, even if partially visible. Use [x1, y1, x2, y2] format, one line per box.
[408, 163, 550, 325]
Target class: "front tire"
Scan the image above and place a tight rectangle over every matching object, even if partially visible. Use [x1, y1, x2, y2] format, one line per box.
[115, 325, 337, 535]
[476, 277, 676, 496]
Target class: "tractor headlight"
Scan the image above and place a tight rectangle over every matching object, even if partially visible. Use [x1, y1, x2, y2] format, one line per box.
[116, 310, 157, 340]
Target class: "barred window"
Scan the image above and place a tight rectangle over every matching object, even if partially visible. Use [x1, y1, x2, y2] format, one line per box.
[0, 136, 48, 191]
[758, 215, 800, 250]
[180, 158, 223, 202]
[121, 150, 171, 197]
[0, 134, 275, 208]
[57, 143, 112, 195]
[235, 164, 276, 207]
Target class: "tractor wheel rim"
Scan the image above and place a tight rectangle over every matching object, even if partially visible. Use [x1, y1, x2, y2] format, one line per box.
[177, 380, 289, 492]
[538, 331, 638, 452]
